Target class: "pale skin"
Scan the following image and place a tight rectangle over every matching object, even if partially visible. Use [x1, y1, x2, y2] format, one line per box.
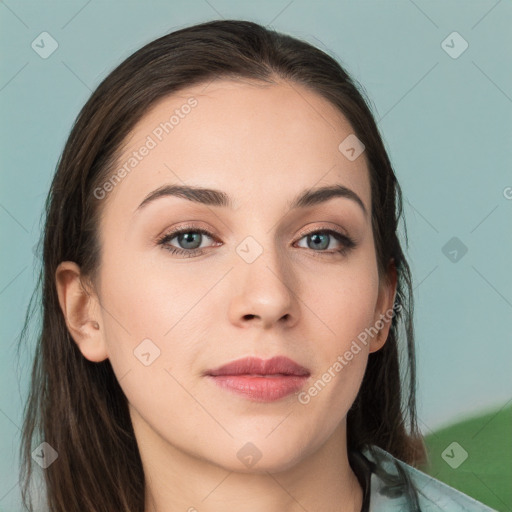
[56, 78, 397, 512]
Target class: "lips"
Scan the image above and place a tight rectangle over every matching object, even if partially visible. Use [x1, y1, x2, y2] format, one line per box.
[205, 356, 310, 377]
[205, 356, 310, 402]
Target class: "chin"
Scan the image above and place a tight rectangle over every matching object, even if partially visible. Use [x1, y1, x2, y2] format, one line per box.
[212, 435, 313, 474]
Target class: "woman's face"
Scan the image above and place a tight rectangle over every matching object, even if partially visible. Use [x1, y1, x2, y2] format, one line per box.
[65, 78, 396, 473]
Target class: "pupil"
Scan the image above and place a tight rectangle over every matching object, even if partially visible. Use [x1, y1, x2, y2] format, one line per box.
[310, 233, 328, 250]
[180, 232, 200, 249]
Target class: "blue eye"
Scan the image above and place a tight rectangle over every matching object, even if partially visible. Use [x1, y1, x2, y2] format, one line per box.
[157, 225, 356, 258]
[156, 225, 218, 257]
[295, 229, 356, 256]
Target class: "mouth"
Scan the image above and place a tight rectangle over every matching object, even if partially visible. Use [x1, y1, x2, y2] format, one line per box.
[204, 356, 310, 402]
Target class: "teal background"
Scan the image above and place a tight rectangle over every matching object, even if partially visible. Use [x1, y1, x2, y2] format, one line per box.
[1, 1, 511, 510]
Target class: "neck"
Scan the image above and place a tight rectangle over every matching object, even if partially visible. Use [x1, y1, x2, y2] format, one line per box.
[135, 413, 362, 512]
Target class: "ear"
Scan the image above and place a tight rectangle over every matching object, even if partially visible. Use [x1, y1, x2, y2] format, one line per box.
[55, 261, 108, 362]
[369, 258, 398, 354]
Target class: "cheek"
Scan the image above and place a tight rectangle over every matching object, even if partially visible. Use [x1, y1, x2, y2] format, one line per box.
[297, 250, 378, 404]
[100, 245, 202, 333]
[97, 254, 208, 428]
[297, 264, 377, 430]
[97, 246, 205, 381]
[307, 254, 380, 347]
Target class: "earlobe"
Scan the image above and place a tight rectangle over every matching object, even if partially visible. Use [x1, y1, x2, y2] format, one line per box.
[55, 261, 108, 362]
[369, 259, 398, 354]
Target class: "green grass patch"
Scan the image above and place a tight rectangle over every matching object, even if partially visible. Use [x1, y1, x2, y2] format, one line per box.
[418, 402, 512, 511]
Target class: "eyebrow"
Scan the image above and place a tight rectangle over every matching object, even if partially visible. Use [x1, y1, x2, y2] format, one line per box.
[135, 183, 367, 217]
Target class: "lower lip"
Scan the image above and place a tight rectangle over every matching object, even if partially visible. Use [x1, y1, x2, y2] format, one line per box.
[207, 375, 309, 402]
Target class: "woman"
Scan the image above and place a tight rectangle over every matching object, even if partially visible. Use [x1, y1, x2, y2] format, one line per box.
[18, 19, 495, 512]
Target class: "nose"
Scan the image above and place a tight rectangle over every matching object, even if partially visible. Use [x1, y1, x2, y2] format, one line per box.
[227, 242, 300, 330]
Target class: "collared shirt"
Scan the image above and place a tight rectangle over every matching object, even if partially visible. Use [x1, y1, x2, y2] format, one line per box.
[348, 444, 497, 511]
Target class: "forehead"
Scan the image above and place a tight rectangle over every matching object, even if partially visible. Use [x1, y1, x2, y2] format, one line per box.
[101, 78, 371, 218]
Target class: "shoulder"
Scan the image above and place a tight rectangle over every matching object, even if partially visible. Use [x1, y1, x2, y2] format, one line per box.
[360, 444, 497, 512]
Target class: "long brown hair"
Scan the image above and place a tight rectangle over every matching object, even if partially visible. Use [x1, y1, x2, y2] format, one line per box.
[18, 19, 426, 512]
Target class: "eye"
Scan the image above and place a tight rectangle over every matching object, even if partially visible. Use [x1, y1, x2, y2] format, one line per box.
[156, 224, 219, 257]
[294, 228, 356, 257]
[156, 225, 356, 258]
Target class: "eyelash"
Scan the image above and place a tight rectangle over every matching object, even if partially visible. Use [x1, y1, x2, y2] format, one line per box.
[156, 223, 356, 259]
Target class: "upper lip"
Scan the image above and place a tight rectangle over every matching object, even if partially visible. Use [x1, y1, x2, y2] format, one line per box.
[205, 356, 310, 377]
